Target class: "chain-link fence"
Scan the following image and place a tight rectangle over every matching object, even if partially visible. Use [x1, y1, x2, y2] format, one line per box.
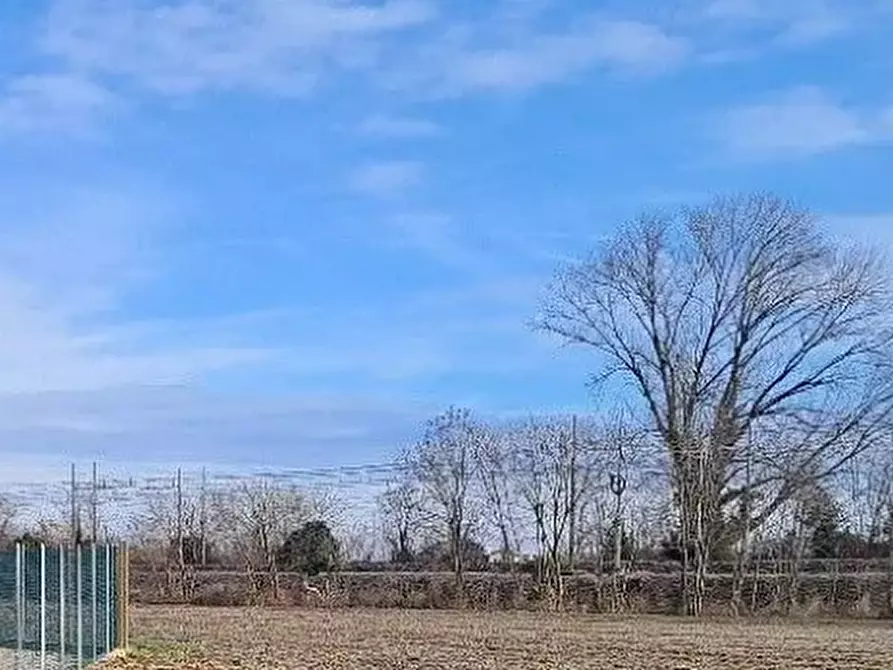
[0, 543, 129, 670]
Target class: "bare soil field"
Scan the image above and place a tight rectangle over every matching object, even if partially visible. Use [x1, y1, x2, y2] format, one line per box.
[103, 605, 893, 670]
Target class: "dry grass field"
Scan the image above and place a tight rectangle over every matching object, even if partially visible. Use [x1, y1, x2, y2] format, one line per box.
[103, 605, 893, 670]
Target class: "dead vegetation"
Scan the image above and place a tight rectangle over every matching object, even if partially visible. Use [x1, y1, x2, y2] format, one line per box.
[104, 605, 893, 669]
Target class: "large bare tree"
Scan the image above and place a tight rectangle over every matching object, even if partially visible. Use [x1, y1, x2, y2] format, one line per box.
[537, 193, 893, 614]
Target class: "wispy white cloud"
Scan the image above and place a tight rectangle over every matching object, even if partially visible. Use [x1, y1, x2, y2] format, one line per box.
[10, 0, 695, 129]
[0, 185, 555, 393]
[0, 282, 272, 394]
[688, 0, 893, 64]
[712, 86, 893, 158]
[0, 179, 278, 394]
[349, 159, 423, 197]
[380, 210, 494, 272]
[38, 0, 438, 97]
[17, 0, 878, 137]
[398, 17, 689, 95]
[357, 113, 443, 138]
[1, 0, 887, 143]
[702, 0, 853, 44]
[0, 184, 172, 307]
[0, 72, 117, 136]
[0, 180, 574, 489]
[778, 12, 850, 46]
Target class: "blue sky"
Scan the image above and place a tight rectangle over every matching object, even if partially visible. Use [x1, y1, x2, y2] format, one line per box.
[1, 0, 893, 483]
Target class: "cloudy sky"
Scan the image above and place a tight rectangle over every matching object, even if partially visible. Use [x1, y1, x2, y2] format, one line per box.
[1, 0, 892, 486]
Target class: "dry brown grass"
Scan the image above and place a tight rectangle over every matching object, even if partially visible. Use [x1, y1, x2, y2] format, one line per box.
[104, 605, 893, 669]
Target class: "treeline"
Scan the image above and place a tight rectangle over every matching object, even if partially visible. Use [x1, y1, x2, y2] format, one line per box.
[4, 193, 893, 618]
[131, 194, 893, 615]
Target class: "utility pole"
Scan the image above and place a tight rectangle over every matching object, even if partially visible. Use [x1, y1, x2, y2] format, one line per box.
[568, 414, 577, 571]
[176, 467, 187, 599]
[200, 467, 207, 567]
[176, 468, 185, 567]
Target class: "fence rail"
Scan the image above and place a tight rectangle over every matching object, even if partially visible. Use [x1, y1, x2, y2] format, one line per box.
[0, 543, 129, 670]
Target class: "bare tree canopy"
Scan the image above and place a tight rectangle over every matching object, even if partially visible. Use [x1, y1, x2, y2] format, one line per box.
[408, 406, 481, 584]
[509, 415, 588, 599]
[378, 479, 424, 563]
[536, 193, 893, 569]
[470, 419, 521, 568]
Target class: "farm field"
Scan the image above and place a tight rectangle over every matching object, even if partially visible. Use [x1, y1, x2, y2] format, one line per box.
[102, 605, 893, 670]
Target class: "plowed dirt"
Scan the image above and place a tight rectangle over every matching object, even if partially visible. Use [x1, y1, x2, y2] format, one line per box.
[101, 606, 893, 669]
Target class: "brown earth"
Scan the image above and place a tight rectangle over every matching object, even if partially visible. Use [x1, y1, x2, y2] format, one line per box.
[102, 605, 893, 669]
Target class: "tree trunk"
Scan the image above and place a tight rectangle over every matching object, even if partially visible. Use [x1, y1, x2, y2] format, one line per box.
[731, 436, 753, 616]
[679, 475, 693, 616]
[499, 524, 513, 572]
[451, 519, 464, 592]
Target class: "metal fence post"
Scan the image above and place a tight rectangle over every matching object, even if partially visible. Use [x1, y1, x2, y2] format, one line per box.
[40, 543, 46, 670]
[77, 544, 83, 670]
[91, 544, 97, 661]
[124, 543, 130, 650]
[15, 542, 23, 664]
[60, 546, 66, 667]
[105, 544, 111, 655]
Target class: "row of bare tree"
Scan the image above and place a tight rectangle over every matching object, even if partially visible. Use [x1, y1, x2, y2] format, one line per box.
[133, 476, 346, 600]
[380, 193, 893, 613]
[378, 409, 651, 602]
[3, 194, 893, 616]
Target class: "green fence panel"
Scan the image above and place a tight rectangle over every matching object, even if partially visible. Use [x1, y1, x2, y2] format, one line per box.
[0, 543, 123, 670]
[0, 550, 15, 651]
